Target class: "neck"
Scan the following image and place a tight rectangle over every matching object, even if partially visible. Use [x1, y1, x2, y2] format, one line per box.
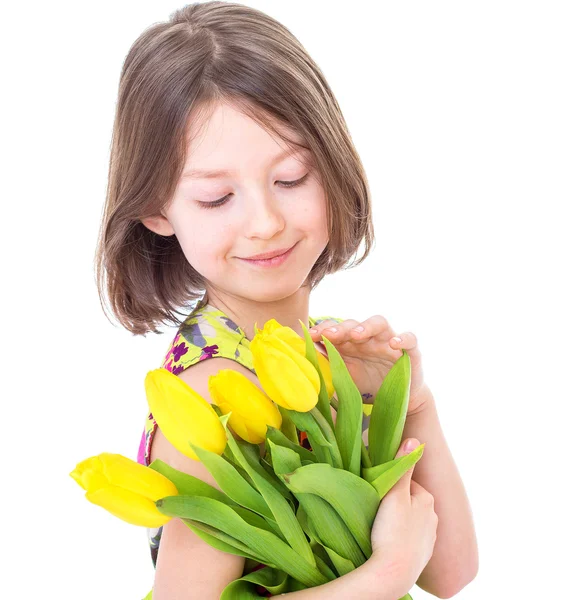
[204, 286, 312, 341]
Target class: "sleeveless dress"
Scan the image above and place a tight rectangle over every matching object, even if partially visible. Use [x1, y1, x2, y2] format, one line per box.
[137, 298, 351, 598]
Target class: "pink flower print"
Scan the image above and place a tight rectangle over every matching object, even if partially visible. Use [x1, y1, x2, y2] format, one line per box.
[172, 342, 189, 363]
[164, 359, 173, 372]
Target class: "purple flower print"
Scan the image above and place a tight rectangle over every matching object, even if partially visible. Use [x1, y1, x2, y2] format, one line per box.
[172, 342, 189, 363]
[171, 364, 184, 375]
[201, 344, 219, 360]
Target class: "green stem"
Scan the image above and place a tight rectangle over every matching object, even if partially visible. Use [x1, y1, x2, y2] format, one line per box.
[361, 442, 372, 469]
[329, 397, 372, 469]
[310, 407, 344, 469]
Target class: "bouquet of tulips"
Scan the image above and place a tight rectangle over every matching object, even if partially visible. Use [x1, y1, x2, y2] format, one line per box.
[71, 319, 425, 599]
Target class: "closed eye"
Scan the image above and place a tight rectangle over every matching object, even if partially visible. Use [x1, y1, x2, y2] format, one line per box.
[197, 173, 310, 210]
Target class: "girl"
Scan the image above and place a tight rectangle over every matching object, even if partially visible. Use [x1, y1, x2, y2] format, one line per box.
[95, 2, 478, 598]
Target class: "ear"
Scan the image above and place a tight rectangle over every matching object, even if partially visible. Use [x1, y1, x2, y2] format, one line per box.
[141, 214, 175, 237]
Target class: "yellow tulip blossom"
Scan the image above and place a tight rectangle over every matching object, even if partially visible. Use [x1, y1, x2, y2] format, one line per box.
[208, 369, 283, 444]
[144, 368, 227, 461]
[70, 452, 178, 527]
[250, 319, 320, 412]
[261, 319, 335, 399]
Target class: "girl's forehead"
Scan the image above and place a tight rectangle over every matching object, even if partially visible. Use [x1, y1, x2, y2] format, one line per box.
[184, 102, 307, 160]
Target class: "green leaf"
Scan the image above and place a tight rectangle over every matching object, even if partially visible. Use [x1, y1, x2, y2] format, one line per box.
[368, 350, 411, 466]
[282, 462, 379, 558]
[223, 421, 317, 569]
[220, 566, 299, 599]
[309, 406, 344, 468]
[279, 406, 333, 464]
[190, 442, 273, 521]
[320, 337, 363, 476]
[319, 543, 355, 577]
[300, 320, 335, 431]
[156, 495, 329, 588]
[182, 519, 262, 561]
[314, 554, 338, 581]
[148, 459, 235, 505]
[294, 491, 366, 569]
[279, 407, 331, 448]
[296, 505, 338, 580]
[366, 444, 425, 499]
[278, 404, 302, 443]
[268, 439, 303, 477]
[237, 436, 294, 501]
[266, 425, 317, 464]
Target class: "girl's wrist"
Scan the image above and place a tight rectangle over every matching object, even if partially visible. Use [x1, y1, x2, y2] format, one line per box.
[363, 556, 411, 599]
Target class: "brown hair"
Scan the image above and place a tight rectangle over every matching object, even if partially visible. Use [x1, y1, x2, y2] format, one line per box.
[95, 1, 375, 336]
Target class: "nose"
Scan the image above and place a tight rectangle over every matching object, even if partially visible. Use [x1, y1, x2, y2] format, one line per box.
[244, 190, 286, 239]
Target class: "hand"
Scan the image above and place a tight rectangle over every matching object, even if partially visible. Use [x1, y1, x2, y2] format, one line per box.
[310, 316, 428, 415]
[367, 437, 438, 597]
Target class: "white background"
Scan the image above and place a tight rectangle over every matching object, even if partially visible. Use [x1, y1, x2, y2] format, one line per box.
[3, 1, 584, 598]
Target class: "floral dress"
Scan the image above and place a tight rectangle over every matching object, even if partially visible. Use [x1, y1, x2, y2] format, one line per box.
[137, 298, 348, 598]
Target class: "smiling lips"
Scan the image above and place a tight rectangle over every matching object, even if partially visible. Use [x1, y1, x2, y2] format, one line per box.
[243, 244, 296, 261]
[238, 243, 297, 267]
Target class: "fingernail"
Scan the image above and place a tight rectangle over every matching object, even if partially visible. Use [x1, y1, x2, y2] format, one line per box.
[326, 327, 338, 333]
[353, 326, 365, 332]
[309, 328, 317, 333]
[404, 439, 418, 452]
[392, 337, 402, 344]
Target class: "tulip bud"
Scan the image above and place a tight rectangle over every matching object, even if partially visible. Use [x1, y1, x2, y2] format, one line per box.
[250, 319, 320, 412]
[208, 369, 282, 443]
[70, 452, 178, 527]
[144, 368, 227, 461]
[261, 320, 335, 399]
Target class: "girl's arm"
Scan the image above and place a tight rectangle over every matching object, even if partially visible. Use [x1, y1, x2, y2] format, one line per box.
[272, 559, 404, 599]
[402, 389, 479, 597]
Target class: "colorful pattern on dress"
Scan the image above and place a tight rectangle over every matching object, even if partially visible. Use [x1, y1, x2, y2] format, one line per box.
[137, 297, 343, 596]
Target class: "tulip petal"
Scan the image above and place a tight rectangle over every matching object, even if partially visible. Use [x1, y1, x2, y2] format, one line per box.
[252, 342, 318, 412]
[97, 453, 179, 501]
[209, 370, 283, 444]
[86, 486, 172, 528]
[145, 369, 227, 461]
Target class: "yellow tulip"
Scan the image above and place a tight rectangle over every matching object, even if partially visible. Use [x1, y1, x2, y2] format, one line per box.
[262, 320, 335, 399]
[70, 452, 178, 527]
[144, 368, 227, 461]
[208, 369, 283, 444]
[250, 319, 320, 412]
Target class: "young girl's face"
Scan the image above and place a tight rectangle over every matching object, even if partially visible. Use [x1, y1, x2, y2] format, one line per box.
[143, 102, 329, 304]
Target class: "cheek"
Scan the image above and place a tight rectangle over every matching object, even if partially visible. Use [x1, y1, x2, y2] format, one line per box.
[294, 189, 328, 240]
[173, 216, 234, 270]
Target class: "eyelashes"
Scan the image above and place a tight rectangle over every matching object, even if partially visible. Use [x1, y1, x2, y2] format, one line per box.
[196, 173, 310, 210]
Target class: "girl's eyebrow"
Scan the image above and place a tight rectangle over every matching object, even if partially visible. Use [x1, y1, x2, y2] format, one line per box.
[180, 147, 308, 181]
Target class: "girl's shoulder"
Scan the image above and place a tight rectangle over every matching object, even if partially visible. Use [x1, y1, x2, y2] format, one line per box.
[161, 301, 344, 376]
[161, 299, 254, 375]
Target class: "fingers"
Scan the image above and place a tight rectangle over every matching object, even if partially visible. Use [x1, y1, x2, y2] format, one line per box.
[310, 319, 363, 343]
[388, 331, 418, 350]
[310, 317, 419, 358]
[390, 437, 420, 500]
